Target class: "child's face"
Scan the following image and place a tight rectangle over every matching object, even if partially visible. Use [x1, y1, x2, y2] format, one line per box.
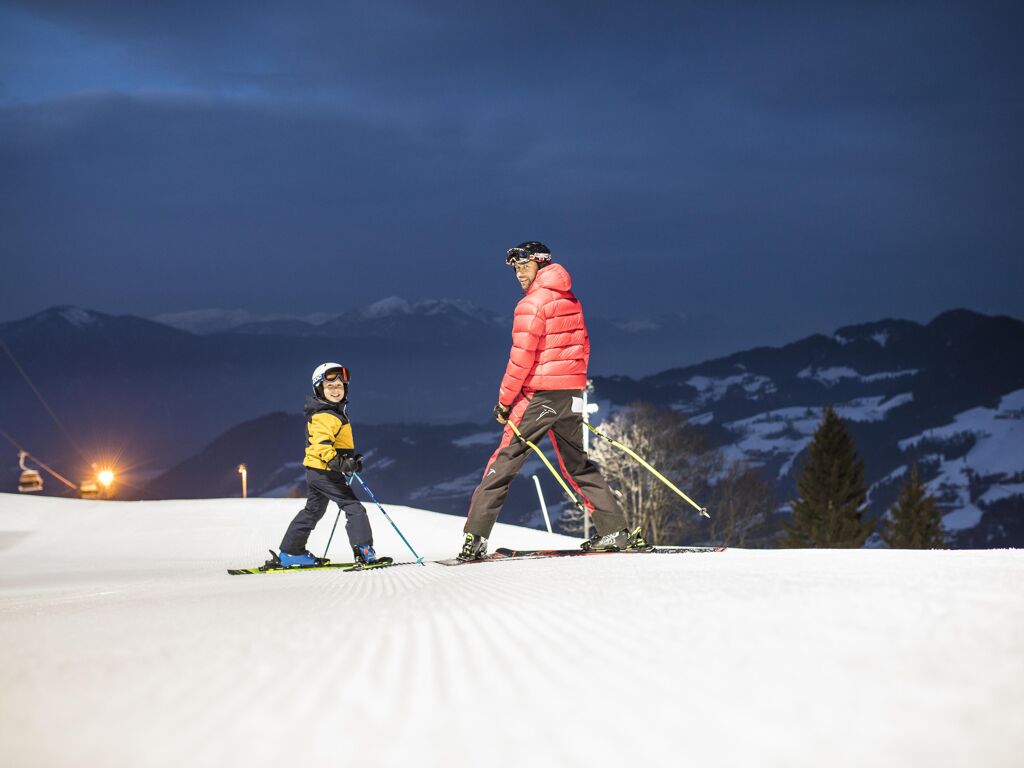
[322, 379, 346, 403]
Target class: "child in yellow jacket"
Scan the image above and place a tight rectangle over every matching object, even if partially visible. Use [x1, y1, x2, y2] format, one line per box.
[277, 362, 386, 567]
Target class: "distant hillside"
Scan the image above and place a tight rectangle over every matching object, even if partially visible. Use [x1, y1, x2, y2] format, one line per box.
[0, 299, 731, 478]
[5, 306, 1023, 548]
[0, 303, 509, 471]
[142, 413, 554, 530]
[592, 310, 1024, 547]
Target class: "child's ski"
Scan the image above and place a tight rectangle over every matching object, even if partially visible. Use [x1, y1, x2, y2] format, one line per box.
[227, 552, 396, 575]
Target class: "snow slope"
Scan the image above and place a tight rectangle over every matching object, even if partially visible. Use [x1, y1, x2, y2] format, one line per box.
[0, 494, 1021, 768]
[897, 389, 1024, 536]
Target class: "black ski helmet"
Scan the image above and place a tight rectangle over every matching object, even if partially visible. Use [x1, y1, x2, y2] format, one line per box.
[506, 241, 552, 267]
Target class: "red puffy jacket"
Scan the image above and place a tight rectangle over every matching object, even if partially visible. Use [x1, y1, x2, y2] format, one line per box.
[498, 263, 590, 406]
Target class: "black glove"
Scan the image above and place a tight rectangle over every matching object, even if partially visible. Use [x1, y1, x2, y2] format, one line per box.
[327, 453, 363, 474]
[493, 402, 511, 424]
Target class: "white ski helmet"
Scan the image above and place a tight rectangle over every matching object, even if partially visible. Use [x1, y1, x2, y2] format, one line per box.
[311, 362, 349, 398]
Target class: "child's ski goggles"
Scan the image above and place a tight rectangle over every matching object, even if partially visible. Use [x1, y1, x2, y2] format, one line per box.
[323, 367, 349, 383]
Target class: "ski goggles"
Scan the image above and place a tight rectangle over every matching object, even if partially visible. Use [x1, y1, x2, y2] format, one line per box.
[323, 367, 349, 383]
[506, 247, 551, 266]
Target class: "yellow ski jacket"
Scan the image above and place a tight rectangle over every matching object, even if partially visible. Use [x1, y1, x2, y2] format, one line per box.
[303, 398, 355, 470]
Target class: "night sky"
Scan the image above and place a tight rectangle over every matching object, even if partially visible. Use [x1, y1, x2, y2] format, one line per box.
[2, 1, 1022, 357]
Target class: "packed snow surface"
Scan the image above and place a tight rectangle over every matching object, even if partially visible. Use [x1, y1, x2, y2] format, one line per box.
[1, 494, 1022, 768]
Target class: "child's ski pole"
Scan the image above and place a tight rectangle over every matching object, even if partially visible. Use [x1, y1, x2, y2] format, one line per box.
[584, 422, 710, 518]
[322, 508, 344, 561]
[351, 472, 425, 565]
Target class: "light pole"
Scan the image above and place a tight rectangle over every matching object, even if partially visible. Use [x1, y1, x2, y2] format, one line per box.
[238, 464, 247, 499]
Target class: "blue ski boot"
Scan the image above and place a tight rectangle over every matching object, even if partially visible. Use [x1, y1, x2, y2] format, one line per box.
[353, 544, 377, 564]
[278, 550, 324, 567]
[353, 544, 393, 567]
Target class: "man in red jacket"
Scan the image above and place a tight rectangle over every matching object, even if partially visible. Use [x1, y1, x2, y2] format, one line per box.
[457, 241, 644, 561]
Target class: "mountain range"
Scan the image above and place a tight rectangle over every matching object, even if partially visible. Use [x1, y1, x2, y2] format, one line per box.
[2, 304, 1022, 547]
[144, 309, 1024, 548]
[592, 310, 1024, 546]
[0, 299, 718, 469]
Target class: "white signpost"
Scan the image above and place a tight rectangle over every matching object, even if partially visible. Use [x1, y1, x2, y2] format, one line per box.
[532, 475, 552, 534]
[581, 380, 599, 540]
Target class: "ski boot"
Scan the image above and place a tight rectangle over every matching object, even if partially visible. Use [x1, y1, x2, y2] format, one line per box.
[456, 532, 488, 562]
[276, 550, 327, 568]
[580, 526, 648, 552]
[353, 544, 393, 567]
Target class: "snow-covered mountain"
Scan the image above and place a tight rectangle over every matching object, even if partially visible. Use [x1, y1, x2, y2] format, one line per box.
[152, 308, 335, 335]
[154, 297, 508, 341]
[593, 310, 1024, 546]
[1, 493, 1021, 768]
[0, 304, 510, 468]
[3, 306, 1022, 546]
[897, 390, 1024, 544]
[0, 302, 716, 480]
[133, 310, 1024, 548]
[151, 300, 726, 373]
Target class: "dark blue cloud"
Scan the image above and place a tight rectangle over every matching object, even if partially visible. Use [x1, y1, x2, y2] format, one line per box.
[1, 1, 1022, 361]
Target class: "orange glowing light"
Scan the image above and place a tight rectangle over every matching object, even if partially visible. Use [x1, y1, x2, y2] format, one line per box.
[97, 469, 115, 487]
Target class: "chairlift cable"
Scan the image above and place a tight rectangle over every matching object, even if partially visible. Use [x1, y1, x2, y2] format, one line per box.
[0, 336, 91, 464]
[0, 425, 79, 490]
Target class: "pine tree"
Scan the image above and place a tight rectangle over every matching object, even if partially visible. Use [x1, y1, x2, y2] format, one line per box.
[783, 406, 873, 548]
[881, 464, 947, 549]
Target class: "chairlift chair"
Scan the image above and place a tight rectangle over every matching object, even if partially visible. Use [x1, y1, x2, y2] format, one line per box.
[18, 468, 43, 493]
[17, 452, 44, 493]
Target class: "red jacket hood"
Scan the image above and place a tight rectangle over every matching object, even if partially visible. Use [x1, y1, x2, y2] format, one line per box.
[527, 263, 572, 294]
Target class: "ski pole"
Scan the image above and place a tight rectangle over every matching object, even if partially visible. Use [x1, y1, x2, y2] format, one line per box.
[507, 420, 587, 515]
[322, 508, 343, 561]
[584, 422, 710, 518]
[351, 472, 425, 565]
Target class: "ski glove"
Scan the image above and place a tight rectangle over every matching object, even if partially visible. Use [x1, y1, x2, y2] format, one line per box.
[493, 402, 511, 424]
[328, 452, 363, 474]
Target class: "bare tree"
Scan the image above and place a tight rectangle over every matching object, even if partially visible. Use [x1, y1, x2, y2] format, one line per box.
[707, 461, 776, 547]
[589, 403, 720, 545]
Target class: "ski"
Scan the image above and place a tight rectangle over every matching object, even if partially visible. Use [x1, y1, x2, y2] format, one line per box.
[496, 545, 724, 559]
[434, 557, 484, 567]
[227, 556, 396, 576]
[435, 546, 724, 566]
